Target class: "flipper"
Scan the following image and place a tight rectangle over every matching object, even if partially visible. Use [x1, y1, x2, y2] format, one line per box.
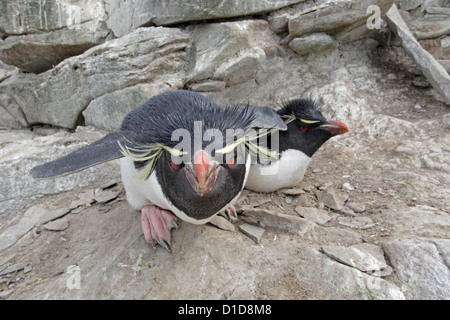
[30, 131, 134, 178]
[234, 104, 287, 131]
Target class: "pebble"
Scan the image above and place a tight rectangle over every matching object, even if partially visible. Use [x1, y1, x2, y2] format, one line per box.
[312, 168, 323, 173]
[209, 215, 235, 232]
[342, 182, 354, 191]
[43, 217, 69, 231]
[94, 188, 120, 204]
[316, 189, 346, 210]
[338, 216, 376, 229]
[238, 223, 265, 244]
[346, 202, 366, 213]
[295, 206, 332, 225]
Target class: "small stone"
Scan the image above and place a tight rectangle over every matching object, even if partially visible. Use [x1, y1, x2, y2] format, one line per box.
[209, 215, 235, 232]
[23, 264, 32, 274]
[342, 182, 354, 191]
[346, 202, 366, 213]
[295, 206, 331, 225]
[277, 188, 306, 196]
[43, 217, 69, 231]
[100, 181, 118, 189]
[0, 263, 27, 276]
[241, 208, 314, 236]
[285, 196, 293, 204]
[238, 223, 265, 244]
[316, 189, 346, 210]
[312, 168, 323, 173]
[338, 216, 375, 229]
[94, 188, 120, 204]
[189, 80, 227, 92]
[0, 289, 13, 299]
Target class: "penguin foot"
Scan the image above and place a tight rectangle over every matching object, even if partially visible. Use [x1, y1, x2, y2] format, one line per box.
[141, 205, 178, 252]
[219, 205, 238, 223]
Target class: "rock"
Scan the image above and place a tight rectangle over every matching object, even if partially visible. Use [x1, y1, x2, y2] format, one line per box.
[209, 216, 235, 232]
[321, 243, 392, 276]
[83, 84, 176, 131]
[107, 0, 305, 36]
[94, 189, 120, 204]
[346, 202, 366, 213]
[189, 80, 227, 92]
[0, 1, 109, 73]
[241, 208, 314, 236]
[0, 27, 190, 129]
[0, 290, 13, 299]
[316, 189, 346, 210]
[395, 0, 424, 11]
[0, 61, 18, 82]
[386, 4, 450, 104]
[342, 182, 354, 191]
[286, 0, 394, 43]
[0, 128, 120, 217]
[0, 263, 28, 276]
[0, 205, 71, 252]
[338, 216, 376, 229]
[187, 20, 277, 87]
[277, 188, 306, 196]
[430, 239, 450, 268]
[382, 240, 450, 299]
[238, 223, 265, 244]
[295, 206, 332, 225]
[43, 217, 69, 231]
[289, 33, 338, 56]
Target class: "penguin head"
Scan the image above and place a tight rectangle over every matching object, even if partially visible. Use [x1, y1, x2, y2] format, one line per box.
[277, 99, 349, 157]
[155, 144, 248, 221]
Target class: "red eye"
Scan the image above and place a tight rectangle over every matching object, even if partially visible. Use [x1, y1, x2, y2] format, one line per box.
[227, 156, 235, 168]
[171, 161, 178, 171]
[300, 126, 307, 131]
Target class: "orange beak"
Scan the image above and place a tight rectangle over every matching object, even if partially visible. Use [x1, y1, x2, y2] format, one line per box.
[319, 120, 349, 135]
[185, 150, 219, 195]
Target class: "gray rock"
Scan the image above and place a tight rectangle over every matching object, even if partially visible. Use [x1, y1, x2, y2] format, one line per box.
[0, 61, 18, 82]
[94, 189, 120, 204]
[43, 217, 69, 231]
[316, 189, 346, 210]
[382, 240, 450, 299]
[209, 216, 236, 232]
[286, 0, 394, 42]
[295, 206, 332, 225]
[187, 20, 277, 87]
[0, 263, 28, 276]
[83, 84, 169, 131]
[0, 27, 190, 129]
[238, 223, 266, 244]
[289, 33, 338, 56]
[430, 239, 450, 268]
[338, 216, 376, 229]
[386, 4, 450, 104]
[0, 205, 70, 252]
[189, 80, 227, 92]
[346, 202, 366, 213]
[107, 0, 305, 36]
[322, 243, 392, 276]
[0, 1, 109, 73]
[395, 0, 424, 11]
[241, 208, 314, 236]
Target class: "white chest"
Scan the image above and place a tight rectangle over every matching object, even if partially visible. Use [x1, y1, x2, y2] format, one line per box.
[245, 149, 311, 193]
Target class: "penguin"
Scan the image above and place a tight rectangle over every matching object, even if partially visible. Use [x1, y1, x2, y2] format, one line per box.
[30, 90, 286, 252]
[245, 98, 349, 193]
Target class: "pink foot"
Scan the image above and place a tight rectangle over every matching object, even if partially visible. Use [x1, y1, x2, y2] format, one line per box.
[219, 205, 238, 223]
[141, 205, 178, 252]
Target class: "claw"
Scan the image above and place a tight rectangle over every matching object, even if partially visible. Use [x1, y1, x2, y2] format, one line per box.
[141, 205, 178, 252]
[219, 205, 239, 223]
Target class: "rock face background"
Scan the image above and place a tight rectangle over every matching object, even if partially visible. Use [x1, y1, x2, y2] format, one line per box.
[0, 0, 449, 300]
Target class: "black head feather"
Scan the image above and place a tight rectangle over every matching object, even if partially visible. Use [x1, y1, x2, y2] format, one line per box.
[121, 90, 256, 150]
[277, 98, 327, 123]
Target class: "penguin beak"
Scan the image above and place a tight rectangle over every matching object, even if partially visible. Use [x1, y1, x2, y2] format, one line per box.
[319, 120, 349, 135]
[185, 150, 219, 196]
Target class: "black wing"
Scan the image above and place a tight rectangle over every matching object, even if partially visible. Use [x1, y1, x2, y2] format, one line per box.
[29, 131, 134, 178]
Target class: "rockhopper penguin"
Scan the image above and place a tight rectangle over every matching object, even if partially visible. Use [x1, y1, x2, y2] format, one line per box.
[245, 98, 349, 193]
[30, 90, 286, 252]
